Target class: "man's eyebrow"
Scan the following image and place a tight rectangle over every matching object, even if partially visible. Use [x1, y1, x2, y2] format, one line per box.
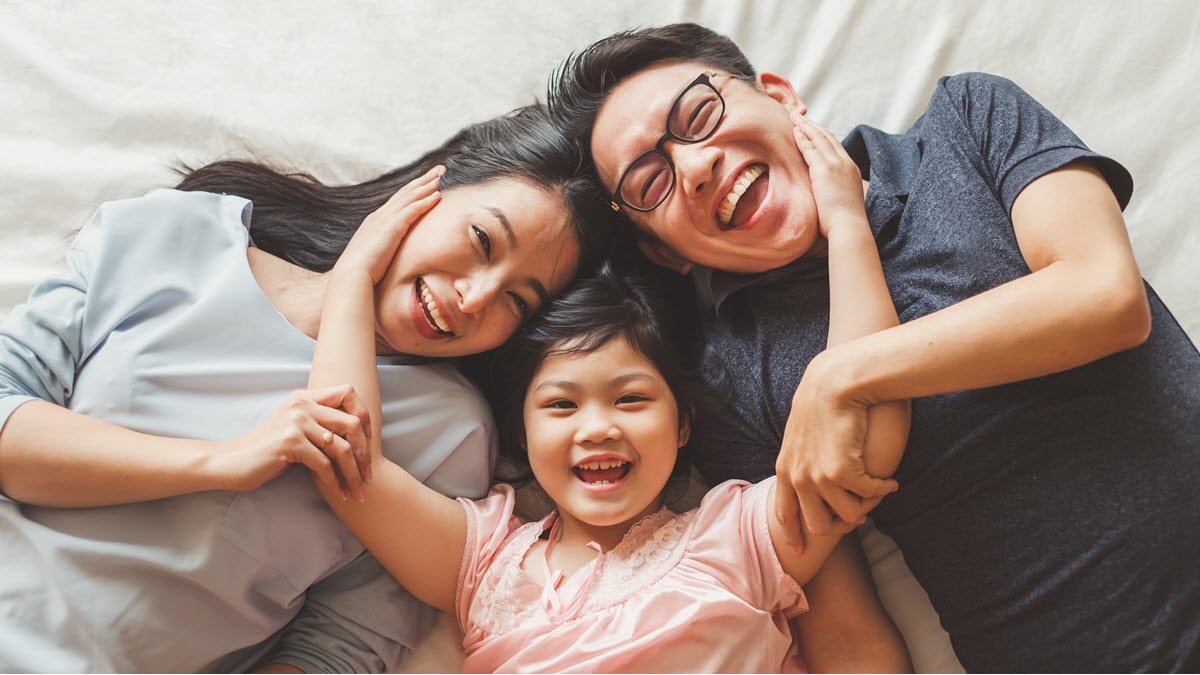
[485, 206, 517, 248]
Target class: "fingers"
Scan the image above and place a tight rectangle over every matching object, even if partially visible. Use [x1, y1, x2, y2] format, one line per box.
[773, 479, 807, 554]
[309, 384, 374, 483]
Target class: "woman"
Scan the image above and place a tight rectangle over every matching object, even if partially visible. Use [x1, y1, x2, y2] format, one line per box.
[0, 104, 610, 673]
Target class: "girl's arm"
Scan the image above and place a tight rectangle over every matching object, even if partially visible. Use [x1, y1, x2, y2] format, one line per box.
[306, 167, 466, 616]
[771, 112, 910, 560]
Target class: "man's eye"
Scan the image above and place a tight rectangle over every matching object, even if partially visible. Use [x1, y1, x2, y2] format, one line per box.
[640, 170, 669, 204]
[472, 225, 492, 257]
[686, 99, 717, 136]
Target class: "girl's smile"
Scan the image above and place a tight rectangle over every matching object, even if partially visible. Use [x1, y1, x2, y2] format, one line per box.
[522, 338, 689, 548]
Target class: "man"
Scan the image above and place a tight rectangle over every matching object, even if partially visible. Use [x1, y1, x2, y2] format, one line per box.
[548, 23, 1200, 672]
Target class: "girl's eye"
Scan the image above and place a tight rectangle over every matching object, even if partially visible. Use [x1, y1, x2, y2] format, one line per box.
[472, 225, 492, 258]
[547, 400, 576, 410]
[509, 292, 530, 319]
[617, 394, 648, 405]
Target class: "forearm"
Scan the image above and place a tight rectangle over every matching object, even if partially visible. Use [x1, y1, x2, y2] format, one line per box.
[0, 400, 220, 506]
[823, 210, 908, 479]
[308, 271, 383, 453]
[829, 257, 1150, 406]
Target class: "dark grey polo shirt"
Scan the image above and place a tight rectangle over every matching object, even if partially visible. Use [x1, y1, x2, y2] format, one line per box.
[692, 73, 1200, 672]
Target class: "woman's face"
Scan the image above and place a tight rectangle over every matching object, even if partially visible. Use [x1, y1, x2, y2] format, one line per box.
[373, 177, 580, 358]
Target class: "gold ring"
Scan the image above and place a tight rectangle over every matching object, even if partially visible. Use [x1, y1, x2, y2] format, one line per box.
[321, 430, 334, 449]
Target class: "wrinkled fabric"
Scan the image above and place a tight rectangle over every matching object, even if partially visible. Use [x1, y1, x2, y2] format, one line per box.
[0, 190, 495, 673]
[455, 478, 807, 673]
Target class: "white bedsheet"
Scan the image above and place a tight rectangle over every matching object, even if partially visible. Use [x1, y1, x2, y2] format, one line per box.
[2, 1, 1196, 672]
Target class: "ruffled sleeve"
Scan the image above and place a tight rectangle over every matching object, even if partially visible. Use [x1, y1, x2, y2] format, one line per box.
[455, 485, 523, 635]
[691, 478, 809, 618]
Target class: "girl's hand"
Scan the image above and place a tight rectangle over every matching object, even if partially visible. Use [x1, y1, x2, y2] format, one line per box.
[333, 165, 444, 285]
[207, 385, 373, 501]
[790, 112, 867, 239]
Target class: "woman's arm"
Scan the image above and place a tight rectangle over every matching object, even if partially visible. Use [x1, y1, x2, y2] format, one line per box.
[771, 112, 909, 555]
[0, 393, 367, 506]
[306, 167, 467, 616]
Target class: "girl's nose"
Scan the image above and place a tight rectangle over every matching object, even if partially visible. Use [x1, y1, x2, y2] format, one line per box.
[573, 408, 622, 445]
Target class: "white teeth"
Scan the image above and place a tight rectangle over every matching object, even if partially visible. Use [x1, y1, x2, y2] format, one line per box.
[576, 460, 628, 471]
[420, 283, 451, 333]
[717, 164, 766, 226]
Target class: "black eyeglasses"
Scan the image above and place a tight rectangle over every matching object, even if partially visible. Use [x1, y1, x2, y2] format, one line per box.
[610, 71, 728, 213]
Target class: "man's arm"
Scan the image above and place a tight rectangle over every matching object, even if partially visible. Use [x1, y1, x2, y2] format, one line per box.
[803, 160, 1149, 531]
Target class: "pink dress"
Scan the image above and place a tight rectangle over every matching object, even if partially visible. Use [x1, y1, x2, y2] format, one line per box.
[454, 478, 808, 673]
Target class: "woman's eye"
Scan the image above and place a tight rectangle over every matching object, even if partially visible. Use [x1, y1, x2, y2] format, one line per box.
[509, 292, 530, 319]
[472, 225, 492, 258]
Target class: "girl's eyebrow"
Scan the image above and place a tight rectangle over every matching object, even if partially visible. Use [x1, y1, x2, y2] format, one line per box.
[532, 371, 656, 393]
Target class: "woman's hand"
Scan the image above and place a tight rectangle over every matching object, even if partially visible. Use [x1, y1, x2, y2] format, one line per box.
[332, 165, 444, 286]
[207, 385, 373, 501]
[790, 111, 868, 239]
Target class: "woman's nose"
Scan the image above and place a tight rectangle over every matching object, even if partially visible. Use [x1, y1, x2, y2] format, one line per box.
[455, 272, 502, 316]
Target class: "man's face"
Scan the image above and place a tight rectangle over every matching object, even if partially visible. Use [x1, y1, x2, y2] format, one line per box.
[592, 60, 821, 274]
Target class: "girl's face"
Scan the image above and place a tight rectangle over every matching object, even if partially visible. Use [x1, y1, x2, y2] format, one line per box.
[523, 337, 689, 539]
[373, 177, 580, 358]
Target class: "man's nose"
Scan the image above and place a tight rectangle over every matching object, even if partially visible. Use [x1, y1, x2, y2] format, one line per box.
[670, 140, 721, 197]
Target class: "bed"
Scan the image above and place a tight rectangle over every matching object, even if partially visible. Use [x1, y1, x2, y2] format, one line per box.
[2, 1, 1196, 672]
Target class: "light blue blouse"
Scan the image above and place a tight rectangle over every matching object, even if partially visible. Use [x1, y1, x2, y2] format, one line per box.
[0, 189, 494, 673]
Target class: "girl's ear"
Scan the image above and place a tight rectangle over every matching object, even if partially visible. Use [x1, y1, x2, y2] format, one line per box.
[758, 72, 808, 118]
[677, 405, 694, 447]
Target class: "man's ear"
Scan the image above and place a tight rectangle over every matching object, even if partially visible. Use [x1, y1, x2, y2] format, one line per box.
[637, 237, 695, 275]
[758, 72, 808, 117]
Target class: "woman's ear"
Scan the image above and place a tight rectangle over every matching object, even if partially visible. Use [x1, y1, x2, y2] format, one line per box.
[758, 72, 808, 118]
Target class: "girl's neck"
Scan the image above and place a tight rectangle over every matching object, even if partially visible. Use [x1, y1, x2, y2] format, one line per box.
[552, 499, 665, 554]
[247, 247, 328, 340]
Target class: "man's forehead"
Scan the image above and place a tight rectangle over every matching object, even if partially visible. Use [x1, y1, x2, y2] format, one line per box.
[593, 61, 708, 173]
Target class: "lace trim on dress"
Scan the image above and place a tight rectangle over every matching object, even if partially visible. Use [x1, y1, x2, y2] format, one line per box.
[470, 507, 697, 634]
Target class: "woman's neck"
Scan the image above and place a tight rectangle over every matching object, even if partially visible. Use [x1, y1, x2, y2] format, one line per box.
[246, 247, 328, 340]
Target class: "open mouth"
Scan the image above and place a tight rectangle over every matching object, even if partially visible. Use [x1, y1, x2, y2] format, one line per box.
[573, 459, 631, 486]
[416, 278, 454, 336]
[717, 163, 768, 231]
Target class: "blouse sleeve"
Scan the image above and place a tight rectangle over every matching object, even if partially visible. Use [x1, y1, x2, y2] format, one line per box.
[693, 478, 809, 618]
[454, 484, 522, 634]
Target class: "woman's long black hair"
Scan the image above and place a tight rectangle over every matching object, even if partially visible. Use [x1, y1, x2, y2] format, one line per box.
[176, 103, 612, 276]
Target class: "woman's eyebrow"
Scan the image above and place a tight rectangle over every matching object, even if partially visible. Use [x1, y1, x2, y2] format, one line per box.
[485, 206, 517, 248]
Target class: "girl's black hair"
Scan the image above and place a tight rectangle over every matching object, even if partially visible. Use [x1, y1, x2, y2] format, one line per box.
[176, 103, 613, 277]
[482, 250, 720, 497]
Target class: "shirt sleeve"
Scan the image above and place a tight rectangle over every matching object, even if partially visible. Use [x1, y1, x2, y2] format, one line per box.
[264, 552, 438, 674]
[933, 72, 1133, 212]
[693, 478, 809, 618]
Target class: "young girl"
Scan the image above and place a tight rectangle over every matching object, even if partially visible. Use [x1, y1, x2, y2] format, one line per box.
[0, 105, 610, 672]
[308, 114, 913, 672]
